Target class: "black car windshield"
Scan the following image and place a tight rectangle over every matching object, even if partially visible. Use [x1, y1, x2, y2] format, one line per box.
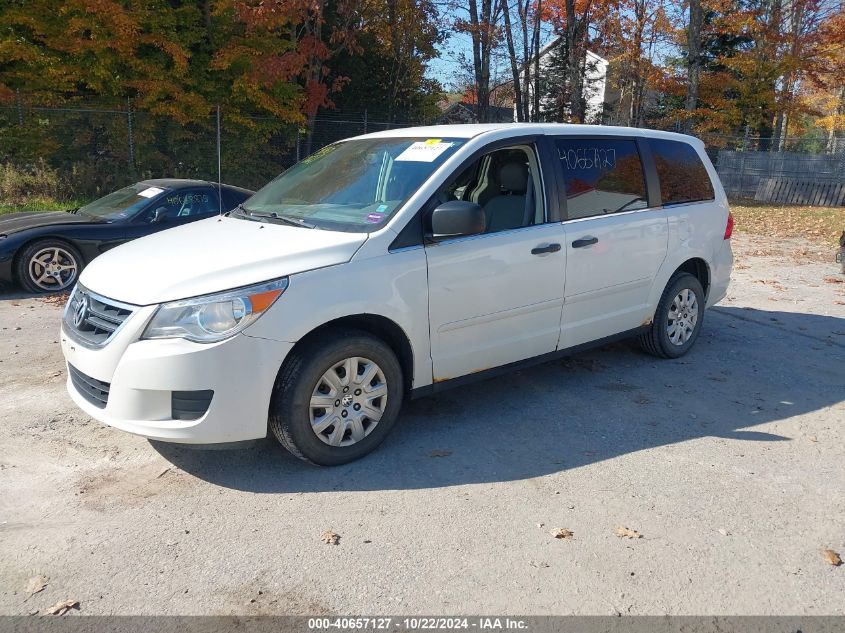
[241, 137, 466, 231]
[77, 183, 168, 220]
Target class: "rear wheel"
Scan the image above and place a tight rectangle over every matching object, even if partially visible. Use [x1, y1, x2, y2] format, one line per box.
[638, 273, 705, 359]
[269, 329, 404, 465]
[16, 239, 82, 294]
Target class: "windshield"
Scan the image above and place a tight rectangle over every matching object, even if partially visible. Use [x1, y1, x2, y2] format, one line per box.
[77, 183, 168, 220]
[241, 137, 466, 231]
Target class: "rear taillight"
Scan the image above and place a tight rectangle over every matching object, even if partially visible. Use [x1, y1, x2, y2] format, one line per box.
[724, 211, 734, 240]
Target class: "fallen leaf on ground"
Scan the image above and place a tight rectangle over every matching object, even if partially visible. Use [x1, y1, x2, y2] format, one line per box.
[821, 549, 842, 566]
[823, 276, 844, 284]
[321, 530, 340, 545]
[25, 575, 48, 595]
[45, 600, 78, 615]
[550, 528, 574, 540]
[40, 294, 70, 306]
[615, 526, 643, 539]
[428, 449, 452, 458]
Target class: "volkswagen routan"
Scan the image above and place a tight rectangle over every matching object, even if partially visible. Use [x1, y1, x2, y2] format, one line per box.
[61, 124, 733, 465]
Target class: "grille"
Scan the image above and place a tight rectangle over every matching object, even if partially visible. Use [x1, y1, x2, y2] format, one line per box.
[68, 364, 110, 409]
[64, 285, 138, 348]
[171, 390, 214, 420]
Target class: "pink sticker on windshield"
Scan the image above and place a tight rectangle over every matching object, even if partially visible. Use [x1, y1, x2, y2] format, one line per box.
[366, 212, 384, 223]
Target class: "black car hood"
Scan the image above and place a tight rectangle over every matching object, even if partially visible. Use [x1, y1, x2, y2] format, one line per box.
[0, 211, 100, 236]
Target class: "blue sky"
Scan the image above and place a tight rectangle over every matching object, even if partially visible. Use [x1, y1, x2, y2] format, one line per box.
[426, 21, 556, 92]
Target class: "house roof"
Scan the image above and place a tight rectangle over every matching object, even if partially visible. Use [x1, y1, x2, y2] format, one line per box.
[534, 36, 609, 65]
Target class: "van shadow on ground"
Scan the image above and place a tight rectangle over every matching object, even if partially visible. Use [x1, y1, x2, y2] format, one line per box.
[147, 306, 841, 492]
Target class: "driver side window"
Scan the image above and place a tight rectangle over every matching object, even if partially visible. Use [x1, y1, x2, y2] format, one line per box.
[555, 138, 648, 220]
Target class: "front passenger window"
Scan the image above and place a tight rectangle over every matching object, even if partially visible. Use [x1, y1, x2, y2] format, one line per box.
[437, 146, 544, 235]
[555, 138, 648, 220]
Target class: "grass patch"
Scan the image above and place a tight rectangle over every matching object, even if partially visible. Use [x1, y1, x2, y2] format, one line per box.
[730, 199, 845, 246]
[0, 198, 86, 216]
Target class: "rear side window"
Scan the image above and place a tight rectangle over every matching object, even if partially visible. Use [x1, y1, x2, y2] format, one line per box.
[554, 138, 648, 220]
[649, 139, 715, 205]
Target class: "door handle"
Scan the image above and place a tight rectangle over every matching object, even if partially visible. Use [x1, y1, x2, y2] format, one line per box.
[531, 243, 561, 255]
[572, 237, 598, 248]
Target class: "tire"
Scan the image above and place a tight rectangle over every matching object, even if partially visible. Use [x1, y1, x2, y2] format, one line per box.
[638, 273, 705, 359]
[15, 239, 82, 294]
[269, 328, 404, 466]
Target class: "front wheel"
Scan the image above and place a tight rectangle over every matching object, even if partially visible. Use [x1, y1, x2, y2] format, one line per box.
[16, 239, 82, 294]
[638, 273, 705, 359]
[269, 329, 404, 466]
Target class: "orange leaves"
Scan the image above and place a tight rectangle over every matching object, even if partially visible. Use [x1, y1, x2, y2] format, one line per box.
[214, 0, 361, 119]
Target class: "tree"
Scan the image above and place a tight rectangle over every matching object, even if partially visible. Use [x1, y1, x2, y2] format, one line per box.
[453, 0, 501, 122]
[684, 0, 703, 129]
[543, 0, 607, 123]
[499, 0, 548, 121]
[330, 0, 444, 122]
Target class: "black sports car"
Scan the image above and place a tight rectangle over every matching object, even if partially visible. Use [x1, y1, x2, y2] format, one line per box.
[0, 179, 253, 293]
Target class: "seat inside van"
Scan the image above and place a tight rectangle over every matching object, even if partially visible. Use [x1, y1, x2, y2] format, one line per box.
[442, 147, 543, 233]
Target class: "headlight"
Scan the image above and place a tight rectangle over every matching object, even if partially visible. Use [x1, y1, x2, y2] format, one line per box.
[142, 278, 288, 343]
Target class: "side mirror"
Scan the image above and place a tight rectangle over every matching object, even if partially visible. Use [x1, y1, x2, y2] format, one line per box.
[430, 201, 486, 239]
[152, 207, 169, 223]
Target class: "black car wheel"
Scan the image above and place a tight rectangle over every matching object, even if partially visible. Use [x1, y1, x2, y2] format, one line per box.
[16, 239, 82, 294]
[638, 273, 705, 359]
[269, 328, 404, 466]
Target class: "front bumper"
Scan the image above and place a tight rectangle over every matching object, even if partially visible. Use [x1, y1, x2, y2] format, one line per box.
[62, 325, 293, 444]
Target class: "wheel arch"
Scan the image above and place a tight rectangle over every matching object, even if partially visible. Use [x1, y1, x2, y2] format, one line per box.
[674, 257, 710, 298]
[646, 253, 712, 323]
[287, 314, 415, 394]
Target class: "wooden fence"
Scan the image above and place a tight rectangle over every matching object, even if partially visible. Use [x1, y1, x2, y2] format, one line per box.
[716, 150, 845, 203]
[754, 178, 845, 206]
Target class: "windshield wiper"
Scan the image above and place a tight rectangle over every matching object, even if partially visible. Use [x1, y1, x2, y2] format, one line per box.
[230, 205, 317, 229]
[249, 210, 317, 229]
[227, 204, 250, 218]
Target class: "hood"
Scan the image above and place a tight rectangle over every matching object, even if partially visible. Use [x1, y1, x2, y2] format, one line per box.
[79, 216, 368, 305]
[0, 211, 93, 235]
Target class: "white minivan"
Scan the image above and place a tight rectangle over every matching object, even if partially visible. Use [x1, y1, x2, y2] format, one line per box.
[61, 124, 733, 465]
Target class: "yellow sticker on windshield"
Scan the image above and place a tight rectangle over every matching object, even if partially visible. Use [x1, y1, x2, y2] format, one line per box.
[424, 139, 442, 145]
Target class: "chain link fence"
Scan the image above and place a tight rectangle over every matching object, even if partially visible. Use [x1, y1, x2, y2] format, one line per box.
[2, 96, 843, 205]
[0, 98, 429, 204]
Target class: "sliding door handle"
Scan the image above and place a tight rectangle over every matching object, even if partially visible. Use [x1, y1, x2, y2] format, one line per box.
[531, 243, 561, 255]
[572, 237, 598, 248]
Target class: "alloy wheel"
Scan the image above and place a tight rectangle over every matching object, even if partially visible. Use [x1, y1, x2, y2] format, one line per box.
[28, 246, 78, 291]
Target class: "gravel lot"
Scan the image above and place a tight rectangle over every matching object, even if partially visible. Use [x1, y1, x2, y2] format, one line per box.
[1, 232, 844, 616]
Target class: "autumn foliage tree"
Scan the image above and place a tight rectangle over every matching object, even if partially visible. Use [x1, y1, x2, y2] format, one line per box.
[0, 0, 443, 193]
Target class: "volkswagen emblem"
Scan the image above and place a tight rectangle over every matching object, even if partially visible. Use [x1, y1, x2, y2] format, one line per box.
[73, 294, 89, 328]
